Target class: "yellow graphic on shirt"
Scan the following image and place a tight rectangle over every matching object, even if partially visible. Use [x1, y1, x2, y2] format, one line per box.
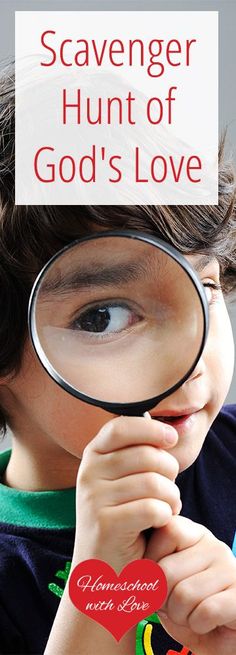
[136, 615, 195, 655]
[143, 623, 154, 654]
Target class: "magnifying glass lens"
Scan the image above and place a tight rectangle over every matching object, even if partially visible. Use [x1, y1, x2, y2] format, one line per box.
[30, 234, 207, 409]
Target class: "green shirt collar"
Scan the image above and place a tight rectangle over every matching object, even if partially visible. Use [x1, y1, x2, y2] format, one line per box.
[0, 450, 76, 530]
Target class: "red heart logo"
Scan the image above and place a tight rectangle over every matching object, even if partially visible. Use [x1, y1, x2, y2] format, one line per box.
[69, 558, 167, 641]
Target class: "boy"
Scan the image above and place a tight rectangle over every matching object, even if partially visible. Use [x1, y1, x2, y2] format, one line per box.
[0, 66, 236, 655]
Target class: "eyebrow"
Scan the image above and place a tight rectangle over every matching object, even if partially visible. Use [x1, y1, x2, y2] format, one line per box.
[40, 253, 215, 296]
[192, 255, 215, 273]
[40, 260, 150, 295]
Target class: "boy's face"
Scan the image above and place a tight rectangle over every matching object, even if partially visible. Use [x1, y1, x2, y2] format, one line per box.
[2, 254, 234, 475]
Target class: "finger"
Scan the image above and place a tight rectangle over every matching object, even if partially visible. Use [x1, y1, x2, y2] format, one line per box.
[92, 415, 178, 454]
[145, 515, 206, 561]
[100, 445, 179, 481]
[188, 586, 236, 634]
[158, 536, 216, 597]
[98, 497, 173, 538]
[105, 472, 181, 515]
[166, 565, 235, 626]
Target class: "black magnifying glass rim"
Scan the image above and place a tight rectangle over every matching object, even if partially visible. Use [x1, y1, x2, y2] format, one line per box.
[28, 229, 209, 416]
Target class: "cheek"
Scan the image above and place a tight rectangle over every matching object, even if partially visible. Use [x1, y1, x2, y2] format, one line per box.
[206, 302, 235, 404]
[44, 392, 113, 456]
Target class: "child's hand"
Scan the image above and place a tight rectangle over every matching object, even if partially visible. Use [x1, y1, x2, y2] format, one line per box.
[144, 515, 236, 655]
[73, 415, 180, 572]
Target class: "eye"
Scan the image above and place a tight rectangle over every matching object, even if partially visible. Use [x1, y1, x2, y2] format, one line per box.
[203, 282, 222, 305]
[69, 302, 141, 339]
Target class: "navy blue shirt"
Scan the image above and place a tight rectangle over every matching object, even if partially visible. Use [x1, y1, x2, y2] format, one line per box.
[0, 405, 236, 655]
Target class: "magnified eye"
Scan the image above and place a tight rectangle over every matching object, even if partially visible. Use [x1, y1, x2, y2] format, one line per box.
[70, 302, 141, 337]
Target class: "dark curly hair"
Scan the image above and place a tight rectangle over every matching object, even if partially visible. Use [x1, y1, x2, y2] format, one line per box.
[0, 62, 236, 434]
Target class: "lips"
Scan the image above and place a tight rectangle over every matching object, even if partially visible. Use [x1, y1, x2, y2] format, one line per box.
[151, 407, 203, 426]
[151, 407, 201, 419]
[150, 406, 204, 437]
[154, 414, 190, 423]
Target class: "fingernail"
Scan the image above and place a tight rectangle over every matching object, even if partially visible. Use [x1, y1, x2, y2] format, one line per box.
[164, 427, 178, 444]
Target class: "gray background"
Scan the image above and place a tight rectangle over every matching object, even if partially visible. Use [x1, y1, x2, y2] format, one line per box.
[0, 0, 235, 450]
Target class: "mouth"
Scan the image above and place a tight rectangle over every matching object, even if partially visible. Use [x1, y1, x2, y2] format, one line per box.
[153, 414, 192, 426]
[151, 407, 203, 429]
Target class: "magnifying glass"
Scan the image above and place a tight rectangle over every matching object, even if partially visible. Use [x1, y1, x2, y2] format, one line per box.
[28, 231, 209, 416]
